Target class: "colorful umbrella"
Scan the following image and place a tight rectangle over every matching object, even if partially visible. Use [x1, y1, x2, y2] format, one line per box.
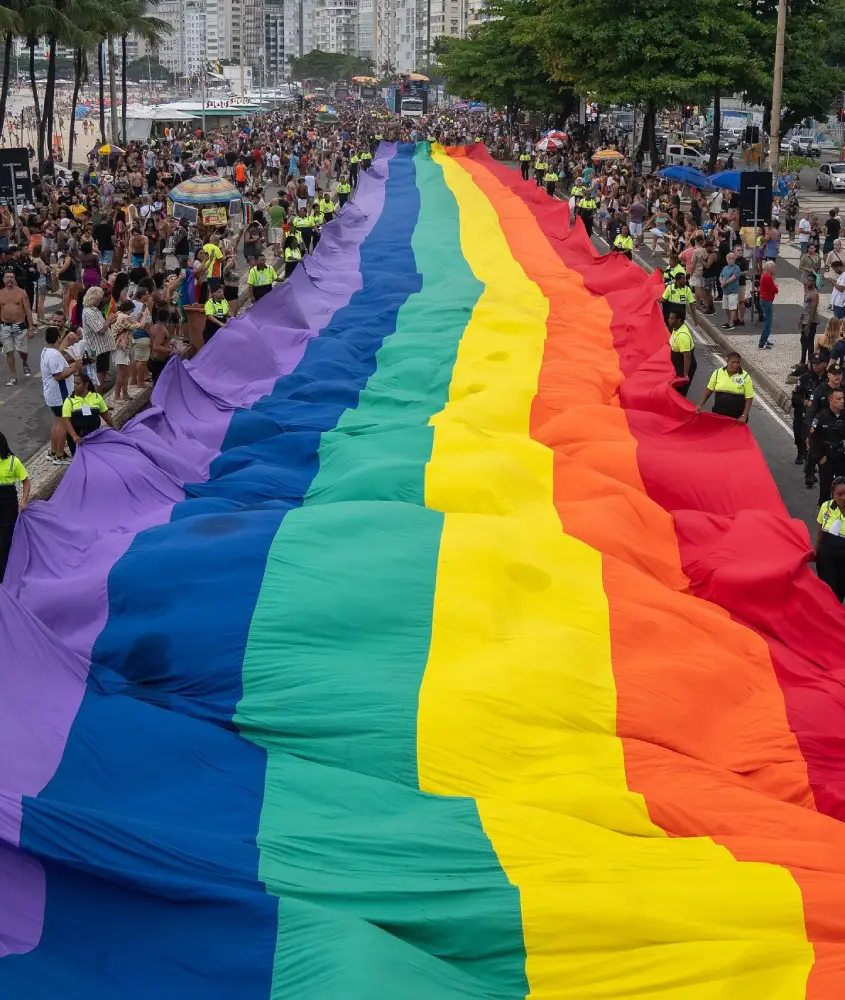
[593, 149, 623, 161]
[535, 136, 563, 152]
[97, 143, 125, 155]
[169, 174, 242, 205]
[315, 104, 337, 114]
[544, 130, 567, 141]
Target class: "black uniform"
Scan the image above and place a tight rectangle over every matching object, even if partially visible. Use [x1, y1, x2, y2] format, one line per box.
[791, 369, 824, 462]
[805, 380, 842, 485]
[808, 407, 845, 506]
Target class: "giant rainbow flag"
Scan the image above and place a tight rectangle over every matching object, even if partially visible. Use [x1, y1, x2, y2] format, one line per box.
[2, 141, 845, 999]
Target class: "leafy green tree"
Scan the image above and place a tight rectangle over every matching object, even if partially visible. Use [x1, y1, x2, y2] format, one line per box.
[290, 49, 375, 85]
[746, 0, 845, 134]
[432, 0, 575, 125]
[521, 0, 765, 165]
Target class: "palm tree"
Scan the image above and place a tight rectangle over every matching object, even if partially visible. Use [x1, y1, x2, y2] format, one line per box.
[0, 5, 23, 140]
[113, 0, 168, 143]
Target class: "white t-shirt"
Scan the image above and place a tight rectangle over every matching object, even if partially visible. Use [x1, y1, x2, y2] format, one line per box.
[40, 347, 68, 408]
[831, 277, 845, 309]
[798, 218, 812, 242]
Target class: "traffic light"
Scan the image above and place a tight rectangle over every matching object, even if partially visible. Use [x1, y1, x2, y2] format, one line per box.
[684, 105, 692, 119]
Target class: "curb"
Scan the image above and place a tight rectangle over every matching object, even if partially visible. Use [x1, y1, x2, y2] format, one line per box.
[632, 249, 793, 417]
[29, 384, 154, 501]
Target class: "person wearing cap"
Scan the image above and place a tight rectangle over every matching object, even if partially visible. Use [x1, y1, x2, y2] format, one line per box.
[792, 352, 828, 466]
[814, 475, 845, 602]
[612, 225, 633, 259]
[544, 166, 559, 197]
[662, 253, 685, 286]
[660, 270, 696, 326]
[666, 310, 696, 396]
[696, 351, 754, 422]
[809, 385, 845, 505]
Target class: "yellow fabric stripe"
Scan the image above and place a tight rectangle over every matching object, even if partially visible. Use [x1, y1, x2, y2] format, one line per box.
[417, 147, 813, 999]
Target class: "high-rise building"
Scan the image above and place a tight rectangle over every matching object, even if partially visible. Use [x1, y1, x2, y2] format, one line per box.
[374, 0, 467, 74]
[357, 0, 376, 59]
[155, 0, 207, 77]
[283, 0, 316, 67]
[265, 0, 286, 83]
[314, 0, 358, 55]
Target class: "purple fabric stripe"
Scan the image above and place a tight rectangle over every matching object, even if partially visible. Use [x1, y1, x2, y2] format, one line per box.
[0, 148, 394, 955]
[2, 150, 393, 667]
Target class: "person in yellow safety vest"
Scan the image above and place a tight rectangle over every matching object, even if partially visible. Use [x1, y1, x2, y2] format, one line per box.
[544, 168, 559, 197]
[577, 192, 598, 237]
[570, 178, 585, 200]
[612, 224, 634, 259]
[815, 476, 845, 602]
[61, 371, 114, 443]
[0, 430, 29, 583]
[360, 149, 373, 170]
[534, 157, 546, 187]
[519, 150, 531, 181]
[202, 285, 230, 345]
[336, 175, 352, 208]
[292, 206, 315, 251]
[697, 351, 755, 421]
[662, 254, 686, 285]
[666, 310, 697, 397]
[247, 253, 278, 303]
[283, 235, 303, 278]
[660, 270, 696, 325]
[475, 136, 483, 143]
[320, 196, 335, 223]
[311, 205, 325, 248]
[349, 153, 359, 187]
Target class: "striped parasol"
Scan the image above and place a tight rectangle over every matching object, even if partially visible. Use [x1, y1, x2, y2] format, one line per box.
[169, 174, 242, 205]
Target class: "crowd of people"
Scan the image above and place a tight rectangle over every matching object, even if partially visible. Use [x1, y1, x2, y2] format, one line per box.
[515, 123, 845, 601]
[0, 102, 843, 601]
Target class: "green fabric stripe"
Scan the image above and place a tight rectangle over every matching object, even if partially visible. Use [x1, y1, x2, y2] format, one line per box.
[237, 145, 528, 1000]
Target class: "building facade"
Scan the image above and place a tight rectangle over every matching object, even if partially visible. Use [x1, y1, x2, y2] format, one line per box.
[283, 0, 317, 66]
[155, 0, 207, 77]
[264, 0, 286, 83]
[314, 0, 358, 55]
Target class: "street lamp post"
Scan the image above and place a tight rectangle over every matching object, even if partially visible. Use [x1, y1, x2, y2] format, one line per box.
[768, 0, 787, 177]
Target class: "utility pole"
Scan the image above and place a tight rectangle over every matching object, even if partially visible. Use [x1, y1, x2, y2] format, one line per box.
[108, 34, 120, 143]
[768, 0, 787, 177]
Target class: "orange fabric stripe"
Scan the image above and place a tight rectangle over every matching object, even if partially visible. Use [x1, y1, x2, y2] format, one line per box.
[450, 148, 845, 999]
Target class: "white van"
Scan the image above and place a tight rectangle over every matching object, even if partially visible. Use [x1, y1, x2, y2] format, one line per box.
[664, 143, 706, 168]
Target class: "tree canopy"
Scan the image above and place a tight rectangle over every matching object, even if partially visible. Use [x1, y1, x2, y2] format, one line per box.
[290, 49, 375, 85]
[434, 0, 845, 143]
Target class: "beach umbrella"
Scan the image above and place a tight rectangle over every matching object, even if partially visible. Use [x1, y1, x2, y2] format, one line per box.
[408, 72, 429, 82]
[535, 136, 563, 152]
[97, 143, 125, 155]
[170, 174, 242, 205]
[544, 129, 567, 141]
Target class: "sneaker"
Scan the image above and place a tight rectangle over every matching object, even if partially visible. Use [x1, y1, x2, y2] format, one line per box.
[765, 343, 773, 349]
[724, 324, 735, 330]
[795, 454, 805, 465]
[50, 454, 71, 466]
[5, 377, 17, 385]
[22, 364, 31, 378]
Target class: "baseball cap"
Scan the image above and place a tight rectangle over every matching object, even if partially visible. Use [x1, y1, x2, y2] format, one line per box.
[828, 363, 844, 374]
[810, 352, 826, 364]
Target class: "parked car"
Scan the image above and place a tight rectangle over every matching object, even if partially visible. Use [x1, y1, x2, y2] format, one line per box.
[817, 162, 845, 191]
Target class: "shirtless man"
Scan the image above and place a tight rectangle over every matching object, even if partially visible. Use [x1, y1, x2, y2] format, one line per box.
[0, 269, 34, 385]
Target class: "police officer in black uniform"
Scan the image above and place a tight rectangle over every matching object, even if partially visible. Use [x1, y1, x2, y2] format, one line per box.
[805, 363, 844, 487]
[808, 385, 845, 506]
[792, 352, 827, 465]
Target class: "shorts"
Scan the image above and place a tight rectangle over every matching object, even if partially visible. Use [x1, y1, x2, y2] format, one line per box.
[100, 250, 113, 266]
[268, 227, 283, 245]
[114, 347, 130, 366]
[0, 322, 26, 353]
[704, 277, 719, 292]
[628, 221, 643, 236]
[131, 253, 145, 267]
[50, 404, 64, 417]
[224, 284, 240, 301]
[723, 293, 739, 310]
[689, 274, 703, 289]
[132, 336, 151, 362]
[37, 276, 47, 292]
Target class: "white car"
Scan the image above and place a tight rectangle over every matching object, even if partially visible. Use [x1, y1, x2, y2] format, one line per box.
[816, 163, 845, 191]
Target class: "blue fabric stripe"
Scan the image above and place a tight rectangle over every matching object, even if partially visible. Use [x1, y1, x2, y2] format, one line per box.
[2, 145, 423, 1000]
